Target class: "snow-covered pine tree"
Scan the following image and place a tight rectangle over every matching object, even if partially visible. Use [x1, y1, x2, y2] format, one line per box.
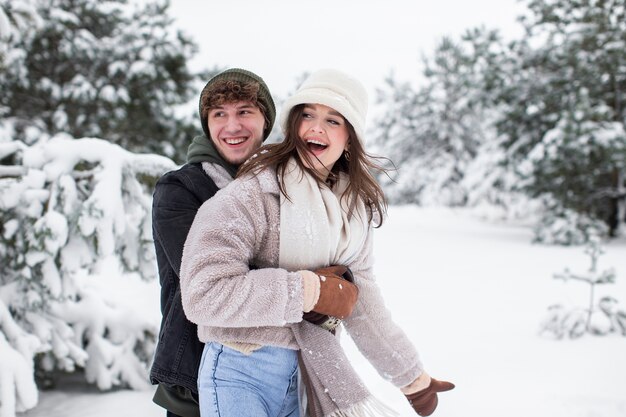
[497, 0, 626, 240]
[0, 123, 176, 416]
[0, 0, 210, 164]
[372, 28, 509, 207]
[0, 0, 43, 125]
[0, 1, 207, 414]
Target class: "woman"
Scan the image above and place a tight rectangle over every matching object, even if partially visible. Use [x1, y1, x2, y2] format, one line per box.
[180, 69, 454, 417]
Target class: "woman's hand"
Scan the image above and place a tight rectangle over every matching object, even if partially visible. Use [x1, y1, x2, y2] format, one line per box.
[402, 372, 455, 416]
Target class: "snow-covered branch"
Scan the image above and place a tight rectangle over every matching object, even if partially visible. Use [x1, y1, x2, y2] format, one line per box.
[0, 300, 40, 417]
[0, 133, 175, 416]
[554, 268, 617, 285]
[0, 166, 26, 178]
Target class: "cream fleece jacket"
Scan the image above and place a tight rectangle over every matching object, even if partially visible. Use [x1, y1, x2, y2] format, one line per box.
[179, 167, 422, 388]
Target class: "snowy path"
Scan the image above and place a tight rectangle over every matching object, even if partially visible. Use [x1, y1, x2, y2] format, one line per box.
[20, 207, 626, 417]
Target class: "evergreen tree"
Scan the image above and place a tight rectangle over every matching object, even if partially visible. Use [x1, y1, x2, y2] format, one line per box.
[0, 125, 176, 416]
[373, 28, 507, 206]
[0, 0, 43, 120]
[371, 0, 626, 240]
[0, 0, 209, 163]
[497, 0, 626, 237]
[0, 1, 208, 414]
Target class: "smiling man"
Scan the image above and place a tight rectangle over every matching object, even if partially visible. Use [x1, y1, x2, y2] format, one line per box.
[149, 68, 275, 417]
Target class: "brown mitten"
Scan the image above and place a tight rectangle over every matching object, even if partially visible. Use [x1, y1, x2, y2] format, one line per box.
[405, 378, 455, 416]
[303, 265, 358, 323]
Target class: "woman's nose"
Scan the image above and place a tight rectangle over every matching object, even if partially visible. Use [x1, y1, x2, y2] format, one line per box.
[309, 122, 323, 133]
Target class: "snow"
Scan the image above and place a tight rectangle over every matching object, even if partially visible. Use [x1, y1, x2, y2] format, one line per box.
[0, 131, 179, 417]
[0, 303, 40, 417]
[47, 8, 79, 25]
[17, 206, 626, 417]
[2, 0, 623, 413]
[0, 7, 9, 40]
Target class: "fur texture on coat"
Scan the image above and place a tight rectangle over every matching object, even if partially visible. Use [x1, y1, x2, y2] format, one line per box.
[179, 167, 423, 390]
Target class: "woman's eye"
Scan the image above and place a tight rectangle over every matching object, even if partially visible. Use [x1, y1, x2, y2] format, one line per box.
[328, 119, 341, 126]
[302, 112, 312, 119]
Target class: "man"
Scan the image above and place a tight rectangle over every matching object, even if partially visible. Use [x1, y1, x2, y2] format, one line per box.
[149, 68, 276, 417]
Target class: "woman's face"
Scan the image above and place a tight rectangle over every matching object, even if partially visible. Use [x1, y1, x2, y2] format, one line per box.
[297, 103, 350, 175]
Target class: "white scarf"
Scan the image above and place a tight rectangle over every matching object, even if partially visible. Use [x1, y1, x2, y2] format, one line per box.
[279, 158, 368, 271]
[279, 158, 396, 417]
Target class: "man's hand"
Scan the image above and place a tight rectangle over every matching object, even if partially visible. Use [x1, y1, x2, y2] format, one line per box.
[304, 265, 358, 320]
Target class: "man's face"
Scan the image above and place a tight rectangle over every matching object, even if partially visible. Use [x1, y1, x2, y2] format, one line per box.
[207, 101, 265, 165]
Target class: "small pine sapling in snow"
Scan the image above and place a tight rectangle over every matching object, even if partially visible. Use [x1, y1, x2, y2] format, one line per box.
[540, 233, 625, 338]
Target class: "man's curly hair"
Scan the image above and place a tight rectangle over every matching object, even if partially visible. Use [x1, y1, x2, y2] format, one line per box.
[200, 79, 269, 126]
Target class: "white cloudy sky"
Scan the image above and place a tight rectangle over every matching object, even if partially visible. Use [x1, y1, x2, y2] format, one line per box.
[165, 0, 527, 102]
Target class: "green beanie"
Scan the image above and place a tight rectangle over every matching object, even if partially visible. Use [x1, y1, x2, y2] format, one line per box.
[198, 68, 276, 142]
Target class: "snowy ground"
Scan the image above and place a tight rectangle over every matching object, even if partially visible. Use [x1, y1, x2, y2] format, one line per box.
[19, 206, 626, 417]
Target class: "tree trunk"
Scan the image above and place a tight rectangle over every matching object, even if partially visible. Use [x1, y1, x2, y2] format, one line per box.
[608, 168, 626, 237]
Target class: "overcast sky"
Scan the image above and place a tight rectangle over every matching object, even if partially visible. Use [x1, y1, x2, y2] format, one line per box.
[165, 0, 526, 106]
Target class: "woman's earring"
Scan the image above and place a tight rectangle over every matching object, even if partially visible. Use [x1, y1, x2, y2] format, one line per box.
[344, 149, 351, 161]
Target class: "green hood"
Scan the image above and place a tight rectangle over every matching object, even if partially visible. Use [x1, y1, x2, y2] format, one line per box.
[186, 135, 238, 178]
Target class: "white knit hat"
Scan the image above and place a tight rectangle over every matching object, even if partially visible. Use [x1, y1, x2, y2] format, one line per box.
[280, 69, 368, 143]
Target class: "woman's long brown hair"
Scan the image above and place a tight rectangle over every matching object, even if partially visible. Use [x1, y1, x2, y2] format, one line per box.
[237, 104, 389, 227]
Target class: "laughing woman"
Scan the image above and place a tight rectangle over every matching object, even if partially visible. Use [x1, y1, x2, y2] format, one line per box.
[179, 69, 454, 417]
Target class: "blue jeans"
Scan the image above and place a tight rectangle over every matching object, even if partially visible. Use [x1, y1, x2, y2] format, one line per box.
[198, 342, 300, 417]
